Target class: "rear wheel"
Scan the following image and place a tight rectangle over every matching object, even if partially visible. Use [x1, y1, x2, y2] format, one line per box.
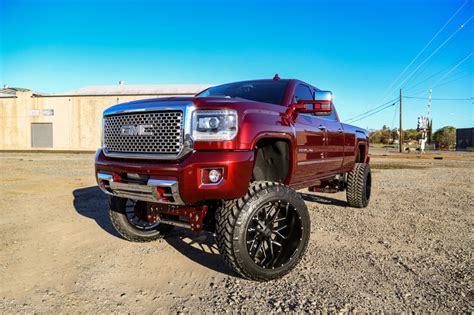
[109, 196, 174, 242]
[215, 181, 310, 281]
[346, 163, 372, 208]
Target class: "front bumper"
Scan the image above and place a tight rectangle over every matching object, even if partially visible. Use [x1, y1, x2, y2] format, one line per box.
[97, 173, 184, 204]
[95, 149, 255, 205]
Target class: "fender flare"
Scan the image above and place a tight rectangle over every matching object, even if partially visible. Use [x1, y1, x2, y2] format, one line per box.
[251, 132, 296, 185]
[355, 141, 369, 163]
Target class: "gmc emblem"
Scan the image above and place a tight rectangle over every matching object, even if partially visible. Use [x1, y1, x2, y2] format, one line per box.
[120, 124, 154, 136]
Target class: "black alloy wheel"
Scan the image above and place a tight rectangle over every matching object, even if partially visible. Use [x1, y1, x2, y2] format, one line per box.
[215, 181, 310, 281]
[124, 199, 161, 230]
[245, 200, 303, 269]
[109, 196, 174, 242]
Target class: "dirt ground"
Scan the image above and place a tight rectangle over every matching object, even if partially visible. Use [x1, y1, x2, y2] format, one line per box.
[0, 152, 472, 312]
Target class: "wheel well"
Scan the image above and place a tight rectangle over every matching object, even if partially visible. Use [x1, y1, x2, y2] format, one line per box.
[357, 143, 366, 163]
[252, 138, 290, 183]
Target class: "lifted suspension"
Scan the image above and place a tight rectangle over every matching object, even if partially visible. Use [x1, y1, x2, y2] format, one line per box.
[146, 203, 209, 232]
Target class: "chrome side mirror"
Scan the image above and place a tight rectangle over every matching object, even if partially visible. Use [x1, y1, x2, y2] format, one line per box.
[314, 90, 333, 102]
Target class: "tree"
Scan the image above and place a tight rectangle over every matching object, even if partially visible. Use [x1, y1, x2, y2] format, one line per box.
[369, 126, 395, 144]
[433, 126, 456, 150]
[369, 129, 382, 143]
[403, 129, 422, 141]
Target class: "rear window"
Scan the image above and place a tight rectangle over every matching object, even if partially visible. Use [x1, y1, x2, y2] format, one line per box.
[197, 81, 289, 105]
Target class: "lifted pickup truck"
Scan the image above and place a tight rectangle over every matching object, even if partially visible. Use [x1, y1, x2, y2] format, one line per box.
[95, 76, 371, 281]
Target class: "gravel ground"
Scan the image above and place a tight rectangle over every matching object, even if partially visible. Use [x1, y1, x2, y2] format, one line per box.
[0, 153, 472, 312]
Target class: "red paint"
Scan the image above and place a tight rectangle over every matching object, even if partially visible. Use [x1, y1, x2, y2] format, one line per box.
[95, 78, 369, 205]
[96, 149, 254, 204]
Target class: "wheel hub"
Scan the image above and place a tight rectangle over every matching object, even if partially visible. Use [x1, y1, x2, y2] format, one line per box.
[261, 226, 272, 239]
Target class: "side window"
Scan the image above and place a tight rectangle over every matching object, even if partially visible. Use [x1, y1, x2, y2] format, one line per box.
[293, 84, 313, 104]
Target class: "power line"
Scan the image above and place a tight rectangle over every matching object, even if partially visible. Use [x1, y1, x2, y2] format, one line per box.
[398, 15, 474, 89]
[404, 96, 472, 101]
[430, 52, 473, 88]
[432, 72, 472, 89]
[404, 57, 470, 93]
[343, 5, 472, 127]
[343, 97, 399, 123]
[408, 69, 471, 96]
[345, 102, 397, 124]
[347, 103, 396, 124]
[377, 0, 470, 102]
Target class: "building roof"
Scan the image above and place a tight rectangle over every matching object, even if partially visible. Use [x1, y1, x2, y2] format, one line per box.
[0, 87, 47, 97]
[56, 83, 213, 96]
[0, 92, 14, 98]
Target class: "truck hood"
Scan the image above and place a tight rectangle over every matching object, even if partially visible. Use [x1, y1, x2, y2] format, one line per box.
[103, 96, 277, 116]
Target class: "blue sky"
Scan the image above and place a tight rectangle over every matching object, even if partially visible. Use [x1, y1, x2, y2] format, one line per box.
[0, 0, 472, 130]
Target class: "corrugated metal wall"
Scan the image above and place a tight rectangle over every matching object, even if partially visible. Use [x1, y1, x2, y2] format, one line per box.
[456, 128, 474, 150]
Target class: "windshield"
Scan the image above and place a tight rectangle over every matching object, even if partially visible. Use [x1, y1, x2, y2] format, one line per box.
[196, 80, 289, 105]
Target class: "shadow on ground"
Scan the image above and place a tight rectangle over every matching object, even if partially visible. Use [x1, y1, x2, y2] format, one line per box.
[299, 192, 347, 207]
[165, 229, 236, 277]
[72, 186, 122, 238]
[72, 186, 235, 276]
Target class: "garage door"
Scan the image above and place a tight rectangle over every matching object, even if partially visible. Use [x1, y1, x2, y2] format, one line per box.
[31, 123, 53, 148]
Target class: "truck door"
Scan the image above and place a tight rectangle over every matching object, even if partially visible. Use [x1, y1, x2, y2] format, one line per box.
[292, 84, 327, 181]
[316, 105, 345, 172]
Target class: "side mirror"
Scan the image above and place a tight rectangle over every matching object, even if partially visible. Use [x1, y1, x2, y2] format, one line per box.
[293, 90, 333, 114]
[314, 90, 333, 104]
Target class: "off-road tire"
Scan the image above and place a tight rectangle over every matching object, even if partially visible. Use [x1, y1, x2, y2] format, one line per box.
[346, 163, 371, 208]
[215, 181, 311, 281]
[109, 196, 174, 242]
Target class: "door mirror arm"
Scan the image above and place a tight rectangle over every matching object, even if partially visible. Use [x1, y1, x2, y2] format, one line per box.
[281, 90, 333, 125]
[291, 99, 332, 114]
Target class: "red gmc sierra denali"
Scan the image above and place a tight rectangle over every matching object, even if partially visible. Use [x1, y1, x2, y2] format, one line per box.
[95, 76, 371, 281]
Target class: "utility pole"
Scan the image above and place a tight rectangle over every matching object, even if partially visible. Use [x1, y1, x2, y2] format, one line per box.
[399, 88, 403, 153]
[427, 88, 432, 122]
[427, 88, 432, 144]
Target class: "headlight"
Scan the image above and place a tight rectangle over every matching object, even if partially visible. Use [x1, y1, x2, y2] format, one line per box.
[191, 109, 238, 141]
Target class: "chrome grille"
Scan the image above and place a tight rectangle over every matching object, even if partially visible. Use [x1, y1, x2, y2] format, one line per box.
[104, 111, 183, 155]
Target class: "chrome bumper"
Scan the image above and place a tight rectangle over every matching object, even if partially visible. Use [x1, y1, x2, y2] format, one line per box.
[97, 172, 184, 205]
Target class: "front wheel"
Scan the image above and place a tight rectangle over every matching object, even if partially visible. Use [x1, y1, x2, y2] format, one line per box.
[109, 196, 174, 242]
[215, 181, 311, 281]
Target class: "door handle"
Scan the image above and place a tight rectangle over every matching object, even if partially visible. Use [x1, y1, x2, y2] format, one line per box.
[338, 128, 344, 133]
[318, 125, 327, 131]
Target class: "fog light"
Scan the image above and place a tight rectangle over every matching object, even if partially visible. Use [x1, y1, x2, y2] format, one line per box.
[201, 168, 223, 185]
[209, 169, 221, 182]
